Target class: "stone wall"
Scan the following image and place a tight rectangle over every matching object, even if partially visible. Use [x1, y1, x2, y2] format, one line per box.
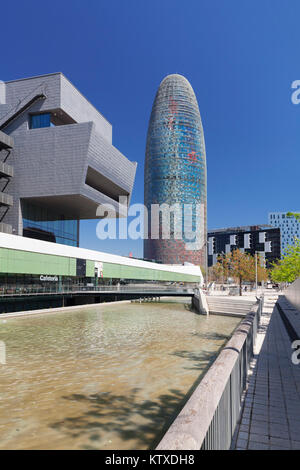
[284, 278, 300, 311]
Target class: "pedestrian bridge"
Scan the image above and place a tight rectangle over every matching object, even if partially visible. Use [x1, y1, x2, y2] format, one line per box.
[0, 285, 196, 298]
[0, 285, 199, 315]
[0, 284, 258, 318]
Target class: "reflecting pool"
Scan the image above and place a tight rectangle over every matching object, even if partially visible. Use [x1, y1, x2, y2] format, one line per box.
[0, 299, 240, 449]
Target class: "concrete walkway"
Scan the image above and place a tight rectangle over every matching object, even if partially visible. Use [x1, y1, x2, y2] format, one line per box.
[231, 294, 300, 450]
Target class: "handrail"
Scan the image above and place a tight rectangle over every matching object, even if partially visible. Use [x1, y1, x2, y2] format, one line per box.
[0, 82, 47, 130]
[0, 285, 196, 297]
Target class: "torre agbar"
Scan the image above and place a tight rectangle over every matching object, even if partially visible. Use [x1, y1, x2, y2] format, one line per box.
[144, 74, 207, 266]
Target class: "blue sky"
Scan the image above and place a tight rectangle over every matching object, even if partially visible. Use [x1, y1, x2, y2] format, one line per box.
[1, 0, 300, 257]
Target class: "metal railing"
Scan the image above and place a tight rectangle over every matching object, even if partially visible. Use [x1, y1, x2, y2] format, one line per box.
[0, 284, 196, 297]
[200, 295, 263, 449]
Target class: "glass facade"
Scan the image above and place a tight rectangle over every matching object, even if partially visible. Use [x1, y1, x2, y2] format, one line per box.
[30, 113, 52, 129]
[144, 74, 207, 265]
[22, 201, 79, 246]
[269, 212, 300, 255]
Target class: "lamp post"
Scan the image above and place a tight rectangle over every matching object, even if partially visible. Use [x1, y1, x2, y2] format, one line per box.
[255, 251, 258, 294]
[205, 240, 208, 289]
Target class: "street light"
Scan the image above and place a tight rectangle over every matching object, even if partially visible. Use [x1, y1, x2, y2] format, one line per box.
[205, 240, 208, 288]
[255, 251, 258, 294]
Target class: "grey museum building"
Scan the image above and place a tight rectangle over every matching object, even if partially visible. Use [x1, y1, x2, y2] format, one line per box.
[0, 73, 137, 246]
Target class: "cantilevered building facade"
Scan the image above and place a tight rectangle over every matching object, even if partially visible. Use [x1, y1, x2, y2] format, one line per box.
[144, 74, 207, 266]
[0, 73, 137, 246]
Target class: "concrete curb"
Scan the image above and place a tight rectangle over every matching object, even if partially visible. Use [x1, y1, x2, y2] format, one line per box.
[0, 299, 132, 320]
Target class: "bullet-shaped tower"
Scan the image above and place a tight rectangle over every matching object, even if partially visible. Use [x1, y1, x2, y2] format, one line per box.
[144, 74, 207, 266]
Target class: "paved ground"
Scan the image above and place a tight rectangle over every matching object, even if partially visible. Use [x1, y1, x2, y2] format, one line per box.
[231, 294, 300, 450]
[207, 287, 280, 301]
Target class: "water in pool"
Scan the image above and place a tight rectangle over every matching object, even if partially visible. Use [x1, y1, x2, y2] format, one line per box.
[0, 299, 240, 449]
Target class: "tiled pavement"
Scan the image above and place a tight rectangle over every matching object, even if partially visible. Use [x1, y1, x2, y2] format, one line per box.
[231, 294, 300, 450]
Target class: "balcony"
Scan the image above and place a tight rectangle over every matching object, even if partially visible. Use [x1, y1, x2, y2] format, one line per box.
[0, 222, 12, 234]
[0, 130, 13, 150]
[0, 192, 13, 207]
[0, 161, 13, 178]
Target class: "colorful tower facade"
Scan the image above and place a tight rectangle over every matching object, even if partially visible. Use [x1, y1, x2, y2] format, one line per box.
[144, 74, 207, 266]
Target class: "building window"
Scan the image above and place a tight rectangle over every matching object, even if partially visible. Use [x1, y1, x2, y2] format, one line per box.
[30, 113, 53, 129]
[22, 201, 79, 247]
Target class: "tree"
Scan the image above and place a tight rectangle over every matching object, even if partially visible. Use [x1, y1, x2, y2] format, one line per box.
[207, 263, 225, 283]
[271, 238, 300, 283]
[200, 264, 206, 279]
[216, 249, 268, 296]
[286, 212, 300, 222]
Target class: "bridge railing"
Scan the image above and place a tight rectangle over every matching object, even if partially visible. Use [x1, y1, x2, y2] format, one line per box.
[156, 295, 264, 450]
[0, 284, 196, 297]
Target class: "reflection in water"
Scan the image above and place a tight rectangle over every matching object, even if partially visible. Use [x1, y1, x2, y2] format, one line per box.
[0, 299, 240, 449]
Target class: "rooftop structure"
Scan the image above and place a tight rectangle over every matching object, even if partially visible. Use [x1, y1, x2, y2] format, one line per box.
[209, 224, 273, 233]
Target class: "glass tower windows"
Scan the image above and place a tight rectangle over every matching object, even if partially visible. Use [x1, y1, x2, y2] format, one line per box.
[144, 74, 207, 265]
